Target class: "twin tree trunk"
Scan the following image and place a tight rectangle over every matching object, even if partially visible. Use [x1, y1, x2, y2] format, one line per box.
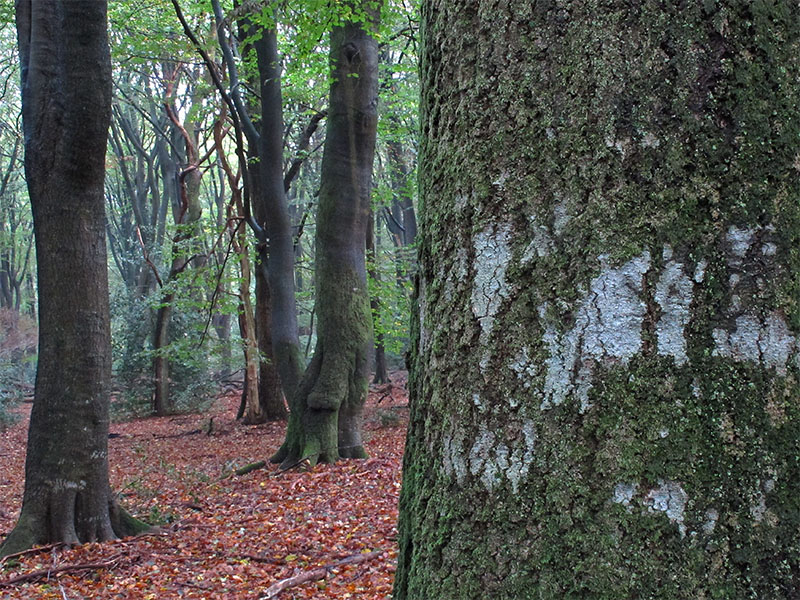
[272, 8, 379, 468]
[396, 2, 800, 598]
[1, 0, 147, 557]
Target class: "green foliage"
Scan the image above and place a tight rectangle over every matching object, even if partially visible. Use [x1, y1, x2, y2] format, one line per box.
[110, 251, 241, 418]
[0, 310, 36, 430]
[367, 246, 413, 359]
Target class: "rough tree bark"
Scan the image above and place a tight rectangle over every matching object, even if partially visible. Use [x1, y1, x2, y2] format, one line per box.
[1, 0, 148, 558]
[272, 5, 380, 468]
[396, 2, 800, 598]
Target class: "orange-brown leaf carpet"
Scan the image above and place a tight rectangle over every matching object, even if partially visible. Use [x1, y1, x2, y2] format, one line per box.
[0, 376, 408, 599]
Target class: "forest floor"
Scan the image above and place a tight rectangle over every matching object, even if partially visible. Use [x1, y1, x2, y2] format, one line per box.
[0, 373, 408, 599]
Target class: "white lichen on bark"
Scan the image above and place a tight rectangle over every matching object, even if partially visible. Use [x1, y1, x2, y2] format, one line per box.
[552, 195, 571, 236]
[726, 225, 756, 259]
[702, 508, 719, 534]
[654, 250, 693, 365]
[713, 313, 796, 375]
[509, 347, 536, 389]
[441, 418, 537, 493]
[644, 479, 688, 537]
[612, 482, 638, 509]
[471, 223, 512, 339]
[710, 224, 797, 372]
[472, 223, 513, 372]
[541, 252, 651, 410]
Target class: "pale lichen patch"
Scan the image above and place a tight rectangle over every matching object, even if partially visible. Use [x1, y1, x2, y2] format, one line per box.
[444, 419, 537, 493]
[612, 482, 638, 510]
[713, 312, 796, 374]
[726, 225, 756, 259]
[702, 508, 719, 535]
[552, 196, 570, 236]
[441, 426, 468, 486]
[654, 252, 693, 365]
[693, 259, 707, 283]
[509, 347, 537, 389]
[471, 223, 512, 342]
[644, 479, 688, 537]
[540, 252, 650, 410]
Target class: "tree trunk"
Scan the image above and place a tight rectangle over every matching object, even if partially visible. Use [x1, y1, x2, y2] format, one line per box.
[396, 2, 800, 598]
[253, 15, 304, 402]
[1, 0, 148, 558]
[367, 208, 389, 384]
[272, 6, 380, 468]
[255, 271, 288, 420]
[152, 161, 202, 416]
[246, 144, 288, 421]
[237, 243, 263, 424]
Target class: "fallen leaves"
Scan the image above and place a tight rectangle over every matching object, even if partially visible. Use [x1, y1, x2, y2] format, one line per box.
[0, 374, 408, 598]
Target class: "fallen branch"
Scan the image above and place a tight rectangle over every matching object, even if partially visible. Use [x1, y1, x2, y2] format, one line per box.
[0, 554, 122, 587]
[177, 580, 213, 591]
[0, 543, 65, 566]
[260, 550, 383, 599]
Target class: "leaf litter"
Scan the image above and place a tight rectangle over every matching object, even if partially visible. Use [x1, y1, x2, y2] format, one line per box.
[0, 374, 409, 599]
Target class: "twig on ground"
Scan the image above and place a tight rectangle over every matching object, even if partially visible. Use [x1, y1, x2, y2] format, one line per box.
[177, 580, 213, 591]
[0, 554, 123, 587]
[260, 550, 383, 599]
[224, 552, 283, 565]
[153, 428, 203, 439]
[0, 543, 65, 566]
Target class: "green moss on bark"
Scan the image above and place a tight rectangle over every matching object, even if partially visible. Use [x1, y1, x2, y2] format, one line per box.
[396, 1, 800, 598]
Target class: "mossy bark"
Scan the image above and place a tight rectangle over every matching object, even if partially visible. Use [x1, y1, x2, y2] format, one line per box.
[395, 2, 800, 598]
[271, 6, 379, 469]
[2, 0, 149, 558]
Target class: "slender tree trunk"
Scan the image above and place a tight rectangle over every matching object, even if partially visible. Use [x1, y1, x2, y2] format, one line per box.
[1, 0, 148, 558]
[367, 209, 389, 384]
[396, 2, 800, 598]
[272, 4, 380, 468]
[237, 247, 263, 424]
[152, 160, 202, 416]
[253, 15, 304, 402]
[255, 272, 288, 419]
[247, 147, 288, 420]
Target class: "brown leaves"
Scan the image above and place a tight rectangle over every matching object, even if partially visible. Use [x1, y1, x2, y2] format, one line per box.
[0, 382, 407, 598]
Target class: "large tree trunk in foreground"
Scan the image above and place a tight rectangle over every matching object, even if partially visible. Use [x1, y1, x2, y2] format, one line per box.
[396, 2, 800, 598]
[272, 6, 379, 468]
[1, 0, 148, 558]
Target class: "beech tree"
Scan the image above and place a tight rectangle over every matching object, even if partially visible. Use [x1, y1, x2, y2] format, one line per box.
[272, 2, 380, 467]
[396, 2, 800, 598]
[1, 0, 146, 557]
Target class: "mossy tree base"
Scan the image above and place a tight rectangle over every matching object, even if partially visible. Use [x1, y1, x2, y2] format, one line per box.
[0, 493, 149, 559]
